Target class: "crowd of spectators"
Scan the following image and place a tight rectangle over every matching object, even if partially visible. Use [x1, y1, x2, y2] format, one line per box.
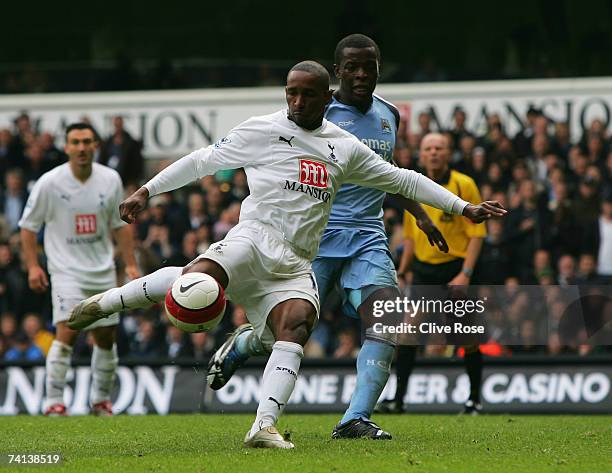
[1, 60, 291, 95]
[0, 106, 611, 363]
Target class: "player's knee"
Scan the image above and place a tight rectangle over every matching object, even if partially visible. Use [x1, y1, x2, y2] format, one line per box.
[183, 258, 229, 289]
[359, 285, 402, 333]
[269, 300, 316, 346]
[360, 286, 400, 313]
[288, 319, 313, 346]
[365, 331, 397, 347]
[280, 314, 314, 345]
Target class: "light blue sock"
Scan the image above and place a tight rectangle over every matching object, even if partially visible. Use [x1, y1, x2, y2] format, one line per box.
[233, 329, 268, 359]
[340, 339, 394, 424]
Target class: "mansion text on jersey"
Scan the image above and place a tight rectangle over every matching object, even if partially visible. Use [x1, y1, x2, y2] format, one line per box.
[66, 235, 104, 245]
[283, 180, 331, 203]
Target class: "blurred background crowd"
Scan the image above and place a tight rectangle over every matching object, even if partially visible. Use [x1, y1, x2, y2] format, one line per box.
[0, 104, 611, 362]
[4, 2, 612, 94]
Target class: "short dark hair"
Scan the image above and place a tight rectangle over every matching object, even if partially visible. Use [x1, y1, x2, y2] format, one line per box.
[334, 33, 381, 64]
[65, 122, 99, 141]
[287, 61, 330, 88]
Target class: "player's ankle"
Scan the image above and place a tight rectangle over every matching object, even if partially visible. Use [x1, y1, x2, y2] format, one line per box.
[99, 289, 120, 313]
[250, 418, 274, 436]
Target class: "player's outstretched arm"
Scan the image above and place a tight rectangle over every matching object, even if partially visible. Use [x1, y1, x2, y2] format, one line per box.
[346, 145, 468, 215]
[346, 146, 508, 220]
[390, 194, 449, 253]
[143, 120, 261, 200]
[462, 201, 507, 223]
[119, 146, 211, 223]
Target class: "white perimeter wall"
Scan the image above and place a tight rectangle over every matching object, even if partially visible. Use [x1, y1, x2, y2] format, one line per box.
[1, 77, 611, 159]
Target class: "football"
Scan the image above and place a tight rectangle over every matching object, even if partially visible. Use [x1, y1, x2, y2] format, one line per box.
[164, 272, 226, 332]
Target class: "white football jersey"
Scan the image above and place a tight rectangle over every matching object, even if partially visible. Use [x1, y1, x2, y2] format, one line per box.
[145, 110, 468, 260]
[19, 163, 126, 289]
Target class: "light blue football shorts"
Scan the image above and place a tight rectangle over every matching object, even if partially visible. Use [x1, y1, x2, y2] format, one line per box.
[313, 246, 398, 318]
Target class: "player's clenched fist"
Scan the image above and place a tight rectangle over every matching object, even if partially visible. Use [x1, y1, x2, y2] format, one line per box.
[119, 187, 150, 223]
[462, 201, 507, 223]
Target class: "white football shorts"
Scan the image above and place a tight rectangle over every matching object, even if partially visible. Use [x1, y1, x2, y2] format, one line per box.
[191, 220, 320, 348]
[52, 285, 119, 329]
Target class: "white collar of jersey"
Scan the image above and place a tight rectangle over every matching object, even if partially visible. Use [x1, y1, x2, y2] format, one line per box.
[283, 109, 328, 134]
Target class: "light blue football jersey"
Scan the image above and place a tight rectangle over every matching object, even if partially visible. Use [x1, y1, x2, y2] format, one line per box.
[318, 94, 399, 257]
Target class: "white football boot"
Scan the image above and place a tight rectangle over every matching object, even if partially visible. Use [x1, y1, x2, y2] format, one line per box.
[67, 291, 110, 330]
[243, 426, 295, 449]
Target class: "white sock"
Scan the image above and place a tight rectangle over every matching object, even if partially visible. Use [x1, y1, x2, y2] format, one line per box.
[91, 344, 118, 404]
[250, 341, 303, 436]
[235, 329, 271, 357]
[45, 340, 73, 409]
[100, 266, 183, 313]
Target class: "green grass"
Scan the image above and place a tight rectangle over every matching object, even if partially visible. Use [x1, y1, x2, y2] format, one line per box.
[2, 414, 611, 473]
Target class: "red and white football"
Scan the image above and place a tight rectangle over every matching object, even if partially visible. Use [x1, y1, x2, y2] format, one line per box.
[164, 272, 226, 332]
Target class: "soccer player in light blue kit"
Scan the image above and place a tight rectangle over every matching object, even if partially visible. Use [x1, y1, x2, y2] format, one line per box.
[207, 34, 448, 439]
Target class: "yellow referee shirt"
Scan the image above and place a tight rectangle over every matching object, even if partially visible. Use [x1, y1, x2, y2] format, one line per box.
[404, 170, 486, 264]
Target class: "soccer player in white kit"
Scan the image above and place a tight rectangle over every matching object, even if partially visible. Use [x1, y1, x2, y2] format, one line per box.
[68, 62, 505, 447]
[19, 123, 139, 416]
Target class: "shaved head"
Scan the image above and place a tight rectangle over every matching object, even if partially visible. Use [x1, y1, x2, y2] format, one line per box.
[420, 132, 449, 151]
[287, 61, 330, 89]
[419, 133, 450, 176]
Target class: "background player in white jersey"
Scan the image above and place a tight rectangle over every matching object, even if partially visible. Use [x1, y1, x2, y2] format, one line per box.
[68, 62, 505, 448]
[205, 34, 449, 440]
[19, 123, 139, 416]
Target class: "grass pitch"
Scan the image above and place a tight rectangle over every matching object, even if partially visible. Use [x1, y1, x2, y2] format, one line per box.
[2, 414, 610, 473]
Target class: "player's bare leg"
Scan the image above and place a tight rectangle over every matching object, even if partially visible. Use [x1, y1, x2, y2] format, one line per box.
[90, 326, 118, 416]
[44, 322, 79, 415]
[182, 258, 229, 287]
[244, 298, 316, 449]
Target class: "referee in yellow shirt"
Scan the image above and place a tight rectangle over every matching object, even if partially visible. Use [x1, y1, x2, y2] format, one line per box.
[387, 132, 487, 415]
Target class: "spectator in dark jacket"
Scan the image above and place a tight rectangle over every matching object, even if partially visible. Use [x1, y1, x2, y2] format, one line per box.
[165, 325, 194, 359]
[476, 219, 511, 284]
[98, 116, 144, 186]
[129, 319, 165, 359]
[569, 177, 601, 255]
[0, 169, 28, 233]
[504, 179, 552, 282]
